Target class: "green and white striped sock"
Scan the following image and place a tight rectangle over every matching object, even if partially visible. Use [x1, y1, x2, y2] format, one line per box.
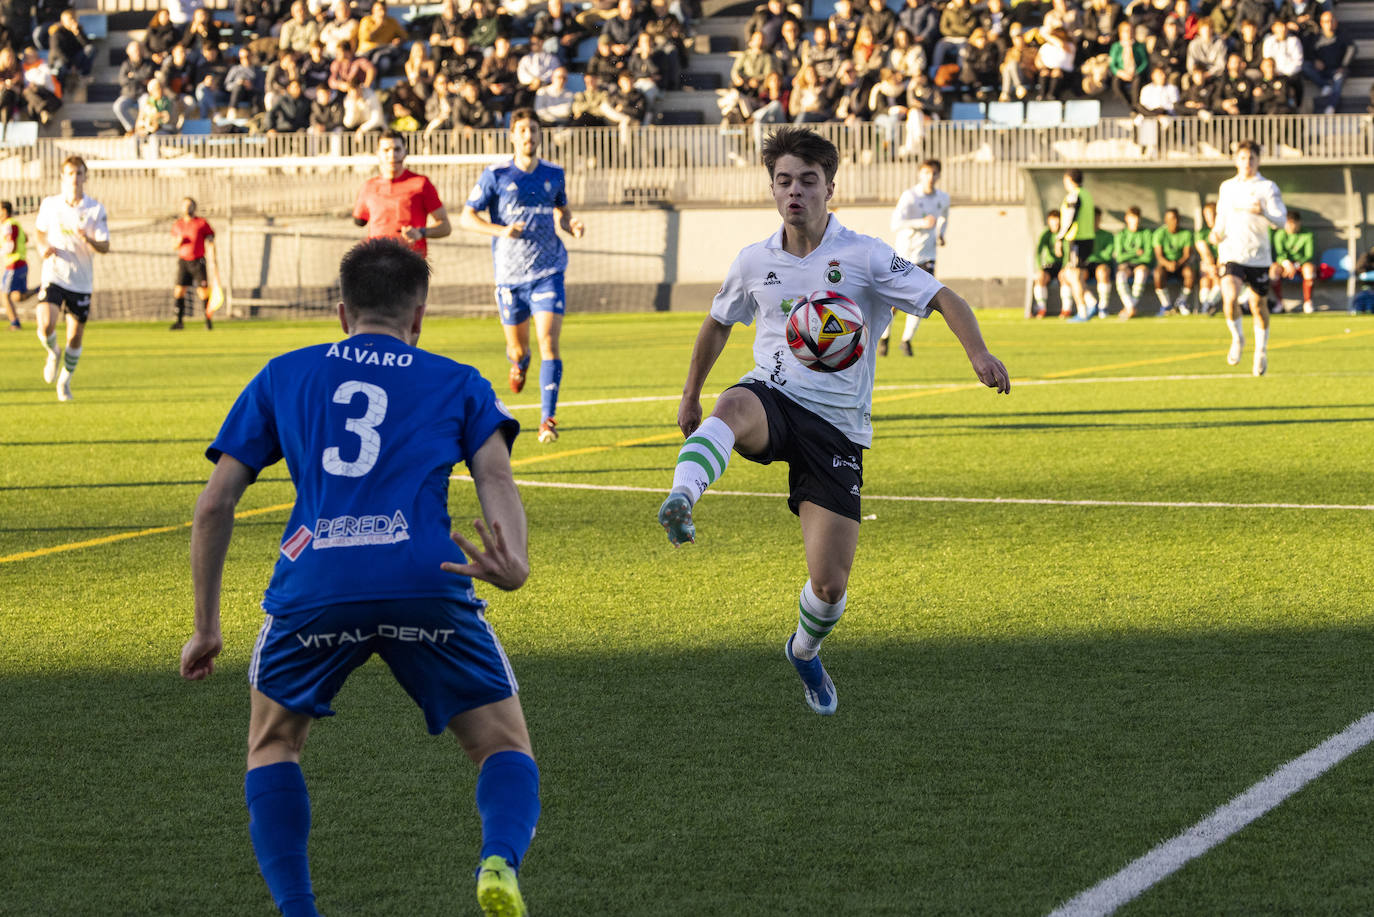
[62, 346, 81, 373]
[670, 416, 734, 504]
[792, 580, 846, 660]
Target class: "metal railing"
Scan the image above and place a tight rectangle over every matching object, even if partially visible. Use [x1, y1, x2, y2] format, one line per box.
[1, 115, 1369, 216]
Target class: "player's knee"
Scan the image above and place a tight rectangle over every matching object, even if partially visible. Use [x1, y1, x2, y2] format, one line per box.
[810, 576, 847, 605]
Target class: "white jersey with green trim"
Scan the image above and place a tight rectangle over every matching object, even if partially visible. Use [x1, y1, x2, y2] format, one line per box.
[891, 186, 949, 265]
[36, 193, 108, 294]
[709, 215, 942, 448]
[1214, 171, 1286, 268]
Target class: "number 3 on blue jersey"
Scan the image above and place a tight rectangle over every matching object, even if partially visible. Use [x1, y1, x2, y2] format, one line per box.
[322, 380, 387, 477]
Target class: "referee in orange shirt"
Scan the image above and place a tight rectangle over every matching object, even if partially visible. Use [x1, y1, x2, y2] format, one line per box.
[352, 131, 452, 256]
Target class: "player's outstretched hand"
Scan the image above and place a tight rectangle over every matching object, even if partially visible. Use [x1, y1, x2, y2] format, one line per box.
[677, 396, 702, 438]
[569, 218, 585, 239]
[443, 518, 529, 591]
[504, 221, 526, 239]
[180, 630, 222, 681]
[971, 351, 1011, 394]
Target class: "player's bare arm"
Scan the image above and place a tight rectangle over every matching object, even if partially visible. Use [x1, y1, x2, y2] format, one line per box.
[442, 431, 529, 591]
[555, 206, 585, 239]
[404, 204, 452, 243]
[181, 454, 255, 681]
[77, 228, 110, 254]
[33, 227, 54, 260]
[928, 287, 1011, 394]
[460, 204, 525, 239]
[677, 317, 733, 436]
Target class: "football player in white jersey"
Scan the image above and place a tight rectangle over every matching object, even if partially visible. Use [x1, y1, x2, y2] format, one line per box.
[34, 155, 109, 401]
[1211, 140, 1287, 376]
[881, 158, 948, 356]
[656, 128, 1009, 716]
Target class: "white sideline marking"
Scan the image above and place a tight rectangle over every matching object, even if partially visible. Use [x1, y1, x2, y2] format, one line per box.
[498, 370, 1369, 411]
[1048, 711, 1374, 917]
[449, 477, 1374, 512]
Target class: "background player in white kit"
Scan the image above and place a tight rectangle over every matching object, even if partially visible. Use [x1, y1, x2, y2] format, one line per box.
[881, 159, 948, 356]
[656, 128, 1009, 716]
[1211, 140, 1287, 376]
[34, 155, 109, 401]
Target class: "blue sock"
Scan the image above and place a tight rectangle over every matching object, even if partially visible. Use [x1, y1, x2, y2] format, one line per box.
[516, 354, 531, 373]
[476, 750, 540, 871]
[245, 762, 318, 917]
[539, 359, 562, 421]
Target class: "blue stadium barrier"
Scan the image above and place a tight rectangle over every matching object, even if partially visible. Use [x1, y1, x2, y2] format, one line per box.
[950, 101, 985, 123]
[573, 36, 598, 64]
[180, 118, 214, 135]
[565, 71, 585, 93]
[1025, 100, 1063, 127]
[379, 74, 404, 90]
[985, 101, 1024, 127]
[78, 13, 108, 41]
[1063, 99, 1101, 127]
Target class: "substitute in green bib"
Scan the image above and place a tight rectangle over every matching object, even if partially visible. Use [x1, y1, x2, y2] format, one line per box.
[1152, 207, 1195, 315]
[1269, 209, 1316, 313]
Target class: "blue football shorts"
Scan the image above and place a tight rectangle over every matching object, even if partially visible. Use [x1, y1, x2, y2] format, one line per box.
[2, 263, 27, 294]
[249, 597, 519, 735]
[496, 273, 566, 326]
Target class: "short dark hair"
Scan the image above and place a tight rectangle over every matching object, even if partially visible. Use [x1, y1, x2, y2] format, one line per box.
[509, 107, 538, 128]
[0, 200, 11, 217]
[1065, 168, 1083, 185]
[1126, 205, 1141, 217]
[1164, 207, 1179, 219]
[378, 128, 406, 149]
[920, 158, 941, 176]
[1236, 139, 1261, 156]
[1287, 209, 1301, 222]
[339, 238, 431, 321]
[761, 126, 839, 182]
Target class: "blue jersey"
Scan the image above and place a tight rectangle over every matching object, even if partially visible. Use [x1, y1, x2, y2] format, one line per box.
[208, 334, 519, 616]
[465, 158, 569, 286]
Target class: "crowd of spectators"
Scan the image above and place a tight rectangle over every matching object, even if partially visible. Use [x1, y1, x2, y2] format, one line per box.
[94, 0, 699, 136]
[722, 0, 1361, 142]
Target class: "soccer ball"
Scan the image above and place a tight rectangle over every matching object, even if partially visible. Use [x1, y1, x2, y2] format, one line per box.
[785, 291, 866, 372]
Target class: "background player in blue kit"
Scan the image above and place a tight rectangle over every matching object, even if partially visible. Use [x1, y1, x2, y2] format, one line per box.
[460, 107, 585, 445]
[179, 239, 540, 917]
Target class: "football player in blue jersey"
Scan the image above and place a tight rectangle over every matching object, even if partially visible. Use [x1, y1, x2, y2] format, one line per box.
[460, 107, 585, 444]
[180, 238, 539, 917]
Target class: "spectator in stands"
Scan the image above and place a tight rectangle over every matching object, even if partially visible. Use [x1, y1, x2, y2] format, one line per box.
[1253, 54, 1297, 113]
[452, 74, 496, 130]
[466, 0, 511, 51]
[585, 32, 625, 83]
[300, 39, 332, 90]
[1081, 0, 1123, 60]
[1234, 0, 1272, 35]
[267, 78, 310, 131]
[47, 9, 91, 88]
[1166, 0, 1199, 41]
[28, 0, 65, 52]
[403, 40, 437, 98]
[329, 40, 376, 92]
[851, 24, 882, 77]
[343, 75, 385, 133]
[1108, 20, 1147, 108]
[357, 0, 407, 74]
[1185, 18, 1226, 81]
[1214, 52, 1253, 114]
[802, 24, 842, 83]
[264, 49, 303, 112]
[1041, 0, 1085, 45]
[574, 0, 621, 36]
[164, 0, 200, 29]
[114, 41, 155, 133]
[731, 28, 776, 97]
[897, 0, 939, 55]
[1149, 16, 1186, 83]
[746, 0, 796, 51]
[309, 80, 343, 130]
[533, 64, 573, 124]
[1034, 27, 1075, 101]
[999, 21, 1033, 101]
[479, 34, 521, 117]
[192, 41, 230, 118]
[788, 62, 830, 122]
[160, 42, 195, 104]
[604, 67, 648, 134]
[604, 0, 642, 59]
[868, 66, 908, 143]
[179, 7, 222, 60]
[428, 0, 464, 64]
[1233, 19, 1264, 79]
[225, 45, 263, 117]
[828, 57, 871, 122]
[1276, 0, 1319, 39]
[571, 70, 611, 125]
[135, 76, 177, 134]
[1209, 0, 1239, 38]
[903, 68, 941, 136]
[627, 31, 662, 106]
[1261, 17, 1303, 102]
[884, 27, 921, 79]
[387, 84, 423, 131]
[0, 46, 21, 123]
[828, 0, 860, 55]
[930, 0, 977, 78]
[279, 1, 322, 57]
[860, 0, 897, 47]
[532, 0, 584, 63]
[773, 18, 804, 85]
[421, 70, 455, 131]
[956, 27, 998, 101]
[444, 32, 483, 84]
[234, 0, 274, 40]
[518, 32, 562, 98]
[1127, 0, 1169, 36]
[1303, 10, 1353, 114]
[1137, 64, 1178, 115]
[145, 8, 180, 65]
[320, 0, 359, 58]
[1270, 209, 1316, 312]
[1179, 62, 1213, 116]
[642, 0, 688, 89]
[20, 44, 57, 123]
